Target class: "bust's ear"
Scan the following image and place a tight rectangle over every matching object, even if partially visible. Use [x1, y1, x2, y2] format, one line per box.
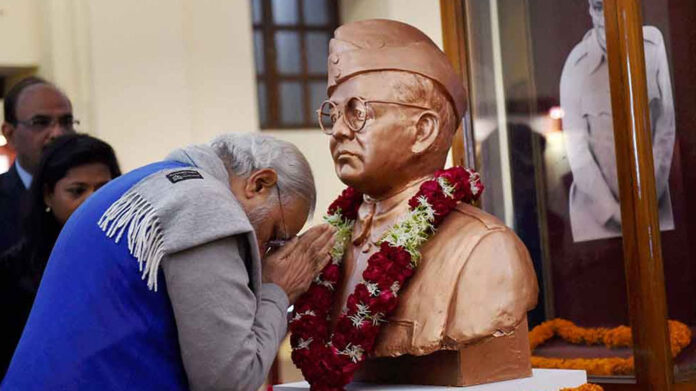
[411, 111, 440, 154]
[244, 168, 278, 199]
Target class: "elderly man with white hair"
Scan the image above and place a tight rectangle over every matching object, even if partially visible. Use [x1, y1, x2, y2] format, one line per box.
[2, 133, 334, 391]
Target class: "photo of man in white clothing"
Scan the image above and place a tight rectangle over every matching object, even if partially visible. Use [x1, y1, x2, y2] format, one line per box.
[560, 0, 675, 242]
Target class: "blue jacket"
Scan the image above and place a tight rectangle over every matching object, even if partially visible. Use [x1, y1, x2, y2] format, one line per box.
[2, 161, 190, 390]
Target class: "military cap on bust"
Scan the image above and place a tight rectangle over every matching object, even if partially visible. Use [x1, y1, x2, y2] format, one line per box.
[327, 18, 468, 119]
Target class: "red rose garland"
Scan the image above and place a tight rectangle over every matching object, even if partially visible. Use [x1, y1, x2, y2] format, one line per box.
[290, 167, 484, 391]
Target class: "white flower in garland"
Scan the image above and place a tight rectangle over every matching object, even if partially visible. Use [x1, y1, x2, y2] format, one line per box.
[382, 195, 439, 264]
[356, 303, 370, 317]
[366, 282, 380, 296]
[470, 172, 482, 196]
[339, 344, 365, 363]
[291, 310, 317, 323]
[418, 196, 436, 222]
[370, 312, 386, 326]
[437, 177, 456, 198]
[349, 313, 365, 328]
[297, 337, 313, 350]
[324, 210, 354, 263]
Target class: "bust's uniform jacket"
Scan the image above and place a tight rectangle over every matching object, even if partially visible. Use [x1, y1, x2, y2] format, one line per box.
[2, 146, 288, 391]
[560, 26, 675, 242]
[340, 182, 539, 357]
[374, 203, 538, 356]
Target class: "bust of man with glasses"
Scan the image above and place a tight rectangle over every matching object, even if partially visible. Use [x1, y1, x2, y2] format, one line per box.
[0, 77, 76, 254]
[318, 19, 538, 386]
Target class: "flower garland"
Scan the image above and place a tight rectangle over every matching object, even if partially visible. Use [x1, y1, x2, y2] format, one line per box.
[529, 318, 692, 376]
[289, 167, 483, 391]
[560, 385, 604, 391]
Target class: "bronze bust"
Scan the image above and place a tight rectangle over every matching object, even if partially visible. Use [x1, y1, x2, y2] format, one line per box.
[323, 19, 539, 386]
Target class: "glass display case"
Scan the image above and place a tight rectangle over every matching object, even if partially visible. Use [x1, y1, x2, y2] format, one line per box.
[440, 0, 696, 389]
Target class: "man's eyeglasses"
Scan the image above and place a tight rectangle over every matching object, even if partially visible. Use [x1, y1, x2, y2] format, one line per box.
[16, 115, 79, 132]
[264, 185, 290, 254]
[317, 97, 431, 135]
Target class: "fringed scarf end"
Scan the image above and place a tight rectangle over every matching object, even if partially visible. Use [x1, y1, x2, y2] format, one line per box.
[97, 191, 165, 292]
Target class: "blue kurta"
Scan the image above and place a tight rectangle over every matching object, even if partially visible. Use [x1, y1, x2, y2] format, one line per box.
[2, 161, 190, 390]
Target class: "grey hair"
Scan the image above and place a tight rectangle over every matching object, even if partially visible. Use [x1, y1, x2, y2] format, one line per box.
[209, 133, 316, 216]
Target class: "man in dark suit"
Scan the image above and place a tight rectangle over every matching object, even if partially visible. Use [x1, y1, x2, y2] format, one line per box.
[0, 77, 76, 254]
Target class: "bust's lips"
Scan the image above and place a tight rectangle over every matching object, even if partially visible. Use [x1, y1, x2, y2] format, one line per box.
[334, 150, 361, 160]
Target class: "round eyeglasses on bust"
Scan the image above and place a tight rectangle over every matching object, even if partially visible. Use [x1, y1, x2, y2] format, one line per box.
[317, 97, 432, 135]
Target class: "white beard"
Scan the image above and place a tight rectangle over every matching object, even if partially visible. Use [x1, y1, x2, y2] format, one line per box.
[245, 203, 273, 234]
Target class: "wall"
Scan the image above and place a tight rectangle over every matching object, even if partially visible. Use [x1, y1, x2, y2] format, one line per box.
[340, 0, 442, 48]
[88, 1, 193, 169]
[182, 0, 260, 140]
[33, 0, 259, 171]
[0, 0, 41, 68]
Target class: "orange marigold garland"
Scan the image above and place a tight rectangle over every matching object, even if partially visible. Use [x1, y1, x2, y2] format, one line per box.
[530, 318, 692, 376]
[560, 385, 604, 391]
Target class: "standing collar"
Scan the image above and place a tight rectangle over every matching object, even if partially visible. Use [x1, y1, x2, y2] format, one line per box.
[353, 175, 432, 246]
[14, 160, 33, 189]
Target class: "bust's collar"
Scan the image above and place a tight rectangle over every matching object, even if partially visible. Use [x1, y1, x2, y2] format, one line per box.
[353, 175, 431, 246]
[362, 175, 431, 215]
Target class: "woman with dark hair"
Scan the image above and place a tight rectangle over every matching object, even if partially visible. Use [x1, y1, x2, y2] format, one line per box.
[0, 133, 121, 377]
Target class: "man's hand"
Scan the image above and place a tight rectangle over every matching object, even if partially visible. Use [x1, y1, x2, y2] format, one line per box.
[262, 224, 336, 304]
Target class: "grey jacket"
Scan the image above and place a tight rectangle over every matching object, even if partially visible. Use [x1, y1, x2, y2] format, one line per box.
[163, 145, 288, 390]
[163, 237, 288, 391]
